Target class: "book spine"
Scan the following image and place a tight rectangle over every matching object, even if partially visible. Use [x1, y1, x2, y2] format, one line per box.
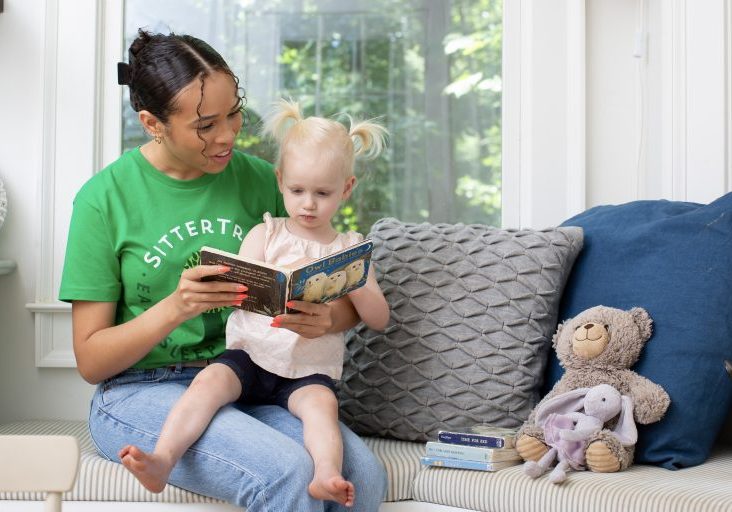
[284, 276, 293, 313]
[419, 456, 502, 472]
[437, 431, 510, 449]
[425, 442, 515, 462]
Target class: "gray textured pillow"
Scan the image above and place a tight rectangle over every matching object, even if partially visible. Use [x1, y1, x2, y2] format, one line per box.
[338, 218, 583, 442]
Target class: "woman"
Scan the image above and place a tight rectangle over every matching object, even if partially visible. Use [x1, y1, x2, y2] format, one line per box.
[59, 29, 386, 511]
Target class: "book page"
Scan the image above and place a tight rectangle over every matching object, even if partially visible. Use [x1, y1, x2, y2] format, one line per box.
[200, 248, 289, 317]
[289, 240, 373, 304]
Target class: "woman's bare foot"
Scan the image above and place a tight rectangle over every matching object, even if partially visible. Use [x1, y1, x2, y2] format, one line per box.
[118, 445, 174, 493]
[308, 473, 355, 507]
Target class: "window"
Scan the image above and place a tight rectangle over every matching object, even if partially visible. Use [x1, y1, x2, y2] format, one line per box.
[123, 0, 503, 231]
[32, 0, 589, 367]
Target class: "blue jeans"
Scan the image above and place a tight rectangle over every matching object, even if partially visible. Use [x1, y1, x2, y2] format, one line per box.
[89, 366, 387, 511]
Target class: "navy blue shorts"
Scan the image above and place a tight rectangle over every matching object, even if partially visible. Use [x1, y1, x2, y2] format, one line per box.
[214, 349, 337, 409]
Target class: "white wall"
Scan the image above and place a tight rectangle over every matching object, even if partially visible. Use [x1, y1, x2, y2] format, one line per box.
[0, 0, 95, 424]
[0, 0, 729, 423]
[586, 0, 640, 205]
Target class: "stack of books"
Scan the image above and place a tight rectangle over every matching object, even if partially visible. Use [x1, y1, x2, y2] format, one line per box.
[420, 425, 521, 472]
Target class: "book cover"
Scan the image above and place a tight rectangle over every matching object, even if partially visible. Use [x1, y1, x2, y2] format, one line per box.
[200, 239, 373, 317]
[436, 426, 518, 449]
[419, 455, 520, 472]
[425, 442, 520, 463]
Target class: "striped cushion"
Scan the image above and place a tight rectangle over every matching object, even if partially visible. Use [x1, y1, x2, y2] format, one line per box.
[362, 436, 424, 501]
[0, 420, 222, 503]
[412, 451, 732, 512]
[0, 420, 420, 503]
[4, 419, 730, 511]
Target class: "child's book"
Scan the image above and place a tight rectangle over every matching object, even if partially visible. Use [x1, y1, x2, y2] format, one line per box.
[436, 426, 518, 449]
[200, 239, 373, 317]
[425, 442, 520, 463]
[419, 455, 520, 472]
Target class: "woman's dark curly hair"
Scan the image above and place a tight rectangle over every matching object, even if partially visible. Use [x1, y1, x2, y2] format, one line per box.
[122, 29, 245, 148]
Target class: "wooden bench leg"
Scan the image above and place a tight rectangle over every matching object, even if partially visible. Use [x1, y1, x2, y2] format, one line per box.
[45, 492, 62, 512]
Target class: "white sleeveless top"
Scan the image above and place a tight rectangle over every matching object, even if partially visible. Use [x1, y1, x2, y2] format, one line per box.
[225, 213, 363, 379]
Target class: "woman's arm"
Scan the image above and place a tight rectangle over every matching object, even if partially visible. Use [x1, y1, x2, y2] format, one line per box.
[72, 265, 245, 384]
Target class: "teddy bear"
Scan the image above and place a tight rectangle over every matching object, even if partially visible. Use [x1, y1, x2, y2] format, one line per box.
[516, 305, 670, 473]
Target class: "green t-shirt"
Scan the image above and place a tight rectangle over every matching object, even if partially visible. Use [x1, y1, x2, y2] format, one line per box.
[59, 148, 286, 368]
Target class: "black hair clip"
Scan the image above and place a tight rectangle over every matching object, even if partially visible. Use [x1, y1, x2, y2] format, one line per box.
[117, 62, 131, 85]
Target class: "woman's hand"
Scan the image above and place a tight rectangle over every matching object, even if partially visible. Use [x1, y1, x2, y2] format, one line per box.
[271, 300, 335, 338]
[168, 265, 248, 322]
[72, 264, 249, 384]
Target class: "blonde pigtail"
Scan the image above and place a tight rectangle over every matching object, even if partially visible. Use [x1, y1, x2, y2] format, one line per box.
[261, 98, 305, 144]
[349, 118, 388, 161]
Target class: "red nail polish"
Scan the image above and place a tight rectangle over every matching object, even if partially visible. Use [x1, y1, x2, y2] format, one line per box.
[286, 301, 294, 307]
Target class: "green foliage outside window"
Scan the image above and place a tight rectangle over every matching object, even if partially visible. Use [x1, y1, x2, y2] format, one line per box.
[123, 0, 502, 233]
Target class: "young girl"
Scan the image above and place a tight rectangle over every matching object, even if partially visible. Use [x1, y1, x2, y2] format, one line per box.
[120, 99, 390, 507]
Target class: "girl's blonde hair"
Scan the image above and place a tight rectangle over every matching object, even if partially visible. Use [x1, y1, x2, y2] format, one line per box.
[262, 98, 388, 178]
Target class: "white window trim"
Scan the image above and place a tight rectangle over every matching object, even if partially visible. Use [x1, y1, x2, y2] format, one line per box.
[29, 0, 586, 366]
[502, 0, 586, 229]
[657, 0, 731, 202]
[728, 0, 732, 191]
[26, 0, 123, 367]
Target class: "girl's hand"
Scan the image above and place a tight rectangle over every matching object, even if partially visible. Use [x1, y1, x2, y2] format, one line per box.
[169, 265, 248, 322]
[271, 300, 334, 338]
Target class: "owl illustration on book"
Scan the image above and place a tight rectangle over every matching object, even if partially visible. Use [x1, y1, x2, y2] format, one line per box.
[302, 272, 327, 302]
[345, 259, 366, 288]
[323, 271, 347, 300]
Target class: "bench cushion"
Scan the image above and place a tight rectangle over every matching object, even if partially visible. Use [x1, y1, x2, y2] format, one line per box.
[0, 420, 421, 504]
[4, 419, 731, 512]
[0, 421, 220, 504]
[412, 451, 732, 512]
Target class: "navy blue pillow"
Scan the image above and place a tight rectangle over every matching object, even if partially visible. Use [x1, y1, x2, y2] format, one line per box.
[544, 193, 732, 469]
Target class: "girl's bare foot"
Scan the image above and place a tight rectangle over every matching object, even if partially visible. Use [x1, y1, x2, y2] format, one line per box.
[308, 473, 355, 507]
[118, 445, 174, 493]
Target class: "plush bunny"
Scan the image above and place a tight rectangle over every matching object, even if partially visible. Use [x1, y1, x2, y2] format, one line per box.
[523, 383, 636, 483]
[517, 306, 670, 473]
